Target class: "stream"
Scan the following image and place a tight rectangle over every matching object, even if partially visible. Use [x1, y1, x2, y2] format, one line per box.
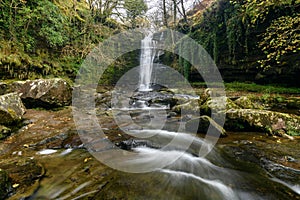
[1, 107, 299, 199]
[0, 31, 299, 200]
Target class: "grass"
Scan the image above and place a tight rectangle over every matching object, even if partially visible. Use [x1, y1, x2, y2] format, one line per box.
[192, 82, 300, 94]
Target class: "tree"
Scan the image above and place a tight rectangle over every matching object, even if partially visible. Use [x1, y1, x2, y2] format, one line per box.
[124, 0, 147, 27]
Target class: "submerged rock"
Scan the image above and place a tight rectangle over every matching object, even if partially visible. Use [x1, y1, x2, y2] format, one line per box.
[226, 109, 300, 136]
[0, 93, 26, 125]
[185, 115, 227, 137]
[9, 78, 72, 108]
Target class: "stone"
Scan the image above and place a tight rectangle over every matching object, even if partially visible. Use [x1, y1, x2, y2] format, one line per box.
[9, 78, 72, 108]
[185, 115, 227, 137]
[0, 93, 26, 125]
[225, 109, 300, 136]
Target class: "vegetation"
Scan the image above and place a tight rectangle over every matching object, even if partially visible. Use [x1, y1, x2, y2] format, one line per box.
[0, 0, 299, 87]
[192, 81, 300, 94]
[173, 0, 300, 86]
[0, 0, 147, 82]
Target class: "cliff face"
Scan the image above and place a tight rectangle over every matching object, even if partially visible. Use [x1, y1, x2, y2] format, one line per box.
[178, 0, 300, 86]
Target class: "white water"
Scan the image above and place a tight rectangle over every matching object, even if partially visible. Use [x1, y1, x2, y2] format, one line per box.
[139, 33, 156, 91]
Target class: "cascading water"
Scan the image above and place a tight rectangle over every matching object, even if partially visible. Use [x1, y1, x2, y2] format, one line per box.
[139, 32, 156, 91]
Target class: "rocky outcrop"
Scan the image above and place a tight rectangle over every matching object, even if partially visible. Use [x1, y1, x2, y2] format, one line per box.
[0, 93, 26, 125]
[9, 78, 72, 108]
[185, 115, 227, 136]
[225, 109, 300, 136]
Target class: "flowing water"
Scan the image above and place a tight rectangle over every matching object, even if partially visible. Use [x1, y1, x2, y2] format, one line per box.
[139, 32, 156, 91]
[1, 33, 300, 200]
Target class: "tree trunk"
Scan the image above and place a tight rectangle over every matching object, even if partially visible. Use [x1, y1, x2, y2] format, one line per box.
[162, 0, 168, 27]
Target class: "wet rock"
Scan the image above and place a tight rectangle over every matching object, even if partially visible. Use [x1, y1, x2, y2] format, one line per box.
[225, 109, 300, 136]
[117, 139, 157, 150]
[260, 158, 300, 184]
[0, 169, 12, 199]
[30, 130, 83, 149]
[234, 96, 264, 109]
[0, 125, 11, 139]
[185, 115, 227, 136]
[0, 93, 26, 125]
[9, 78, 72, 108]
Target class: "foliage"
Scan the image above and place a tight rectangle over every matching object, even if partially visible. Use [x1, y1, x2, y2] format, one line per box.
[124, 0, 148, 27]
[175, 0, 300, 85]
[0, 0, 123, 80]
[258, 14, 300, 70]
[224, 82, 300, 94]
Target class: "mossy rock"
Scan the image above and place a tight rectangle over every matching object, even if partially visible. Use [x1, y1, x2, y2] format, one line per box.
[200, 97, 240, 116]
[234, 96, 264, 109]
[0, 93, 26, 125]
[226, 109, 300, 136]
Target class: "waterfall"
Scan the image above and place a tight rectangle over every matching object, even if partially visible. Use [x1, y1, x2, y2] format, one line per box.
[139, 32, 156, 91]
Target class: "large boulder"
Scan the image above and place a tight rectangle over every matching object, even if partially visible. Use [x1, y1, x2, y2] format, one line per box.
[0, 93, 26, 125]
[185, 115, 227, 137]
[225, 109, 300, 136]
[9, 78, 72, 108]
[200, 97, 240, 116]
